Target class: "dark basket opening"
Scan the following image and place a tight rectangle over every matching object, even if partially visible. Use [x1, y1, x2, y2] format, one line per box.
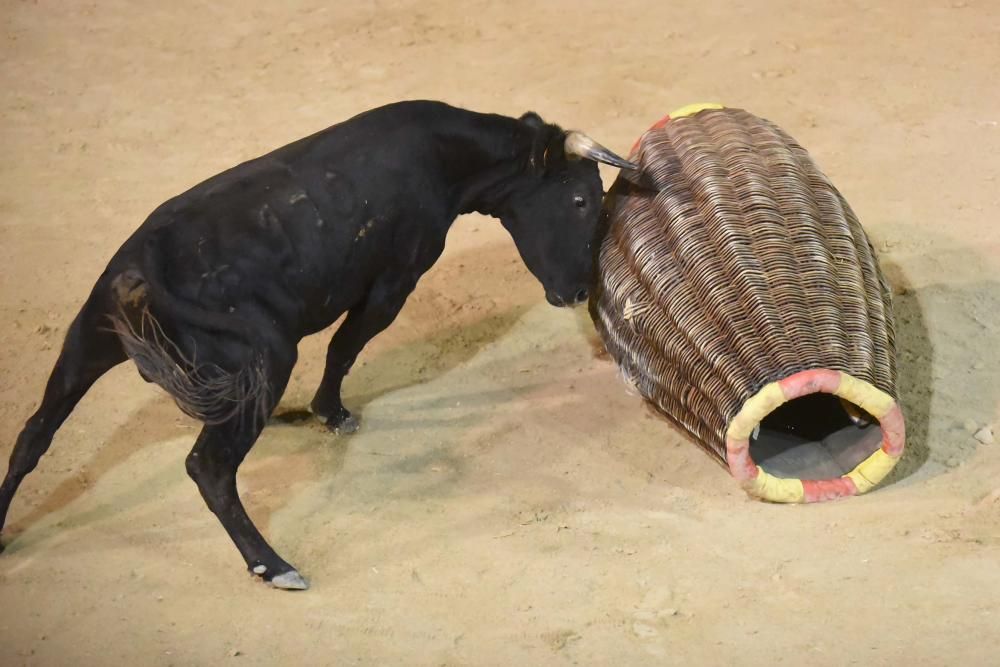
[749, 393, 883, 479]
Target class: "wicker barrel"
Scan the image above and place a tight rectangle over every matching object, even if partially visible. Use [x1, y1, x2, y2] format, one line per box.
[590, 103, 905, 503]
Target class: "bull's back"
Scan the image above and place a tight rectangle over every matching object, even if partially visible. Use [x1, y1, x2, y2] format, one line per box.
[110, 102, 453, 335]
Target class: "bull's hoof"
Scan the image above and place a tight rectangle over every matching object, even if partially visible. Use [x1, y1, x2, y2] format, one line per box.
[333, 413, 360, 435]
[269, 569, 310, 591]
[313, 406, 361, 435]
[250, 562, 310, 590]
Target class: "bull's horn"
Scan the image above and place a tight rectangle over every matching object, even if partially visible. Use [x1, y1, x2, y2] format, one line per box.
[564, 131, 638, 170]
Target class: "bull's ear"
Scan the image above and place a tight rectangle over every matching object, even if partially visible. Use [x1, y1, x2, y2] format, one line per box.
[542, 130, 569, 169]
[527, 126, 569, 173]
[519, 111, 546, 129]
[520, 112, 567, 173]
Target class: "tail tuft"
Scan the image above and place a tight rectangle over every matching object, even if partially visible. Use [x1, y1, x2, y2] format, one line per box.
[111, 306, 270, 427]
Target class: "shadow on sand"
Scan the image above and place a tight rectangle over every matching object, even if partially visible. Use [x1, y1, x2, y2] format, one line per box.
[2, 242, 536, 553]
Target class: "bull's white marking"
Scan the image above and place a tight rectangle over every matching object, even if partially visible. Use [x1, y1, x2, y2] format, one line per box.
[355, 218, 376, 241]
[289, 192, 308, 205]
[253, 564, 267, 575]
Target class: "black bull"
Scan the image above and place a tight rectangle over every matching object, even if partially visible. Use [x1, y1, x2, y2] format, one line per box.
[0, 101, 635, 589]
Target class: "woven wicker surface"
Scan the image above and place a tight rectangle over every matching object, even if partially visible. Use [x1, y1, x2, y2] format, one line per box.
[590, 107, 898, 463]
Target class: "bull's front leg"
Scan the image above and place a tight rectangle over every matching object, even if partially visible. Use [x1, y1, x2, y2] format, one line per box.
[311, 273, 417, 433]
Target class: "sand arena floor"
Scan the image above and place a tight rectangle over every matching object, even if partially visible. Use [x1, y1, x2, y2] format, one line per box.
[1, 1, 998, 664]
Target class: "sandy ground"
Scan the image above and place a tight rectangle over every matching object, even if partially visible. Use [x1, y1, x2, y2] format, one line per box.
[1, 1, 999, 665]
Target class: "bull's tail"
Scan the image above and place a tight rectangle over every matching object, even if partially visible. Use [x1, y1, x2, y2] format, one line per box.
[109, 255, 270, 427]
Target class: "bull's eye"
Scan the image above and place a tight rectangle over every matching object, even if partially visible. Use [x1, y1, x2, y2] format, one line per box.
[573, 195, 586, 208]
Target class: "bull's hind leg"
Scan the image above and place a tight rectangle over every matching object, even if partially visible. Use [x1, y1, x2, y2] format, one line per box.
[0, 288, 126, 547]
[184, 348, 308, 589]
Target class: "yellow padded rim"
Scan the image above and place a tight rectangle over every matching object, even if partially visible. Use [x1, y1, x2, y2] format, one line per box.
[669, 102, 725, 118]
[726, 370, 904, 503]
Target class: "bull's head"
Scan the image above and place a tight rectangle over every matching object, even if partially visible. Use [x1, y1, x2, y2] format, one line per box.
[500, 112, 636, 308]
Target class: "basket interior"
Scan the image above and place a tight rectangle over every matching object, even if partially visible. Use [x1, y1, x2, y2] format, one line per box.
[748, 393, 883, 479]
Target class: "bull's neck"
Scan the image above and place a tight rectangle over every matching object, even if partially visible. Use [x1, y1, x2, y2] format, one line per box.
[433, 110, 533, 220]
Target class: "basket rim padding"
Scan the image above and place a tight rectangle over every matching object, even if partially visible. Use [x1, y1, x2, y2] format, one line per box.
[725, 368, 906, 503]
[629, 101, 725, 153]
